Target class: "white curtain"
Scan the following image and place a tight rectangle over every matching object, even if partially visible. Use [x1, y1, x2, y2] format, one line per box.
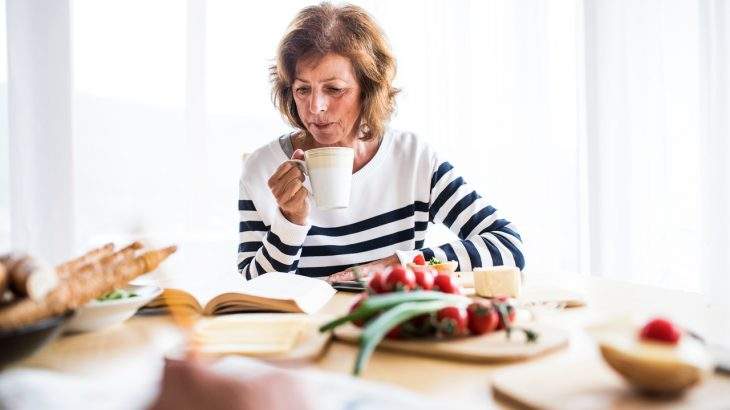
[583, 0, 730, 300]
[6, 0, 73, 264]
[4, 0, 730, 301]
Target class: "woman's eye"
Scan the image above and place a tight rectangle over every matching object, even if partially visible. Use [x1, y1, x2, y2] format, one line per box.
[295, 87, 310, 95]
[328, 87, 343, 94]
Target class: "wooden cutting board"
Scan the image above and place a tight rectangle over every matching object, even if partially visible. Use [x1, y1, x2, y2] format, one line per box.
[492, 355, 730, 409]
[456, 272, 587, 308]
[333, 322, 569, 363]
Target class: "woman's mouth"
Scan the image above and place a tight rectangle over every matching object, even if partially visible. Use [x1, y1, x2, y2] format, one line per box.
[312, 122, 334, 130]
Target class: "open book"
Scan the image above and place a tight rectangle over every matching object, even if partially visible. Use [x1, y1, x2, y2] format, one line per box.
[144, 272, 336, 315]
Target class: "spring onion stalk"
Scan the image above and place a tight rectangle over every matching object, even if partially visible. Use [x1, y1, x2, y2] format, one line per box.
[353, 300, 449, 375]
[319, 291, 468, 333]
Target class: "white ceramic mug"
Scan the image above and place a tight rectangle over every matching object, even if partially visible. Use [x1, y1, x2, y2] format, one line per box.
[289, 147, 354, 210]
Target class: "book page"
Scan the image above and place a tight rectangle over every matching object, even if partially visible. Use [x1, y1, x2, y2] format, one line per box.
[238, 272, 323, 299]
[238, 272, 335, 314]
[135, 240, 246, 308]
[137, 240, 334, 313]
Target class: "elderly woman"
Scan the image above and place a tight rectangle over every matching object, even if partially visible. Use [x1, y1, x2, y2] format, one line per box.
[238, 3, 524, 283]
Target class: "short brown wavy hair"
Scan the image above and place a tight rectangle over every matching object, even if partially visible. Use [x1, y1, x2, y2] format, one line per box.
[270, 2, 399, 141]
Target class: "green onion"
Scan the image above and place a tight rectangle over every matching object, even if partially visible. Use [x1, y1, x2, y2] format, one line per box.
[319, 291, 468, 333]
[354, 300, 450, 375]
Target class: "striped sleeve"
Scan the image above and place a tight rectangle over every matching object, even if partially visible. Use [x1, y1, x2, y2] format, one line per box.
[237, 180, 310, 279]
[419, 161, 525, 271]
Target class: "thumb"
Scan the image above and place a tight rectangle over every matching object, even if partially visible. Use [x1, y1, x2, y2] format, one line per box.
[291, 149, 305, 161]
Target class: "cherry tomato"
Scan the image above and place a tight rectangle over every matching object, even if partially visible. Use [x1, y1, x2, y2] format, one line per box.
[466, 300, 499, 335]
[432, 273, 460, 294]
[385, 324, 402, 339]
[435, 306, 469, 336]
[640, 317, 681, 344]
[349, 293, 369, 327]
[402, 313, 436, 337]
[385, 265, 416, 291]
[414, 269, 434, 290]
[412, 254, 426, 265]
[494, 296, 516, 330]
[368, 271, 388, 294]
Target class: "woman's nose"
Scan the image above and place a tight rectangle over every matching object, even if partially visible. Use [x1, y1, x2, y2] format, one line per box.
[308, 91, 327, 114]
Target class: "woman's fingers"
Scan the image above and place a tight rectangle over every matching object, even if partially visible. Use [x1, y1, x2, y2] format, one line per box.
[268, 161, 300, 187]
[269, 156, 310, 226]
[279, 178, 303, 203]
[326, 269, 357, 283]
[268, 164, 290, 188]
[282, 185, 308, 209]
[270, 167, 304, 200]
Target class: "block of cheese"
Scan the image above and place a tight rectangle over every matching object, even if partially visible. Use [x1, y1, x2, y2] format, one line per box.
[473, 266, 521, 298]
[191, 313, 308, 355]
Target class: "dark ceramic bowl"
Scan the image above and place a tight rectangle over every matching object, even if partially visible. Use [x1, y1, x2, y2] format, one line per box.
[0, 310, 74, 368]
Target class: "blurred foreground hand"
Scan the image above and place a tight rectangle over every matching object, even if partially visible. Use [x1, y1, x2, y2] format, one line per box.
[148, 358, 311, 410]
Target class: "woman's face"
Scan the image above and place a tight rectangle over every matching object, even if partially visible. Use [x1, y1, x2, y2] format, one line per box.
[292, 53, 362, 146]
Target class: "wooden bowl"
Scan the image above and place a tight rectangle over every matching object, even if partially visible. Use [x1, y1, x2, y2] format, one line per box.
[430, 261, 458, 274]
[0, 310, 74, 368]
[598, 334, 713, 394]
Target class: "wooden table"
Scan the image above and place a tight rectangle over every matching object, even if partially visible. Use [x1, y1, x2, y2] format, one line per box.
[6, 275, 730, 409]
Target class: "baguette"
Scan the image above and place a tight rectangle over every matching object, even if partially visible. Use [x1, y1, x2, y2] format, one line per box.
[52, 245, 139, 310]
[56, 243, 116, 279]
[0, 254, 59, 301]
[0, 244, 176, 330]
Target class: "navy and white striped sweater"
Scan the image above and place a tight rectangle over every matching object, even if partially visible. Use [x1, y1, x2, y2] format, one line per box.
[238, 129, 524, 279]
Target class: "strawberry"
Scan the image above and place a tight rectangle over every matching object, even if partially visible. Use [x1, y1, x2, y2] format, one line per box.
[639, 317, 681, 344]
[412, 254, 426, 266]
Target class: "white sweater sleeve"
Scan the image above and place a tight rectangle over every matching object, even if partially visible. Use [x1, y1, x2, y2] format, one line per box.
[237, 179, 310, 279]
[419, 159, 525, 272]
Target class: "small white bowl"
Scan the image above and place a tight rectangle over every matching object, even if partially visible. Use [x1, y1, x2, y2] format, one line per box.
[66, 284, 162, 333]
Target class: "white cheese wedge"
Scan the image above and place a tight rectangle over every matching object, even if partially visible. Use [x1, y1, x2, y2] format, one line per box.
[473, 266, 521, 298]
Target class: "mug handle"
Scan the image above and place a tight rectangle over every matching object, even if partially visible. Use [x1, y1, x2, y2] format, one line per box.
[287, 159, 308, 176]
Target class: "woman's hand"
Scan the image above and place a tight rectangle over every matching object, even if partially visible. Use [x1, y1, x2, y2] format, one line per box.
[149, 358, 311, 410]
[268, 149, 309, 225]
[326, 254, 401, 283]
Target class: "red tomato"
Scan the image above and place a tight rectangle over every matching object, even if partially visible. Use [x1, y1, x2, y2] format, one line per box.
[432, 273, 460, 294]
[412, 254, 426, 265]
[368, 271, 388, 294]
[466, 300, 499, 335]
[640, 317, 681, 344]
[414, 269, 434, 290]
[435, 306, 469, 336]
[349, 293, 368, 327]
[385, 266, 416, 291]
[385, 324, 402, 339]
[494, 297, 516, 330]
[402, 313, 435, 337]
